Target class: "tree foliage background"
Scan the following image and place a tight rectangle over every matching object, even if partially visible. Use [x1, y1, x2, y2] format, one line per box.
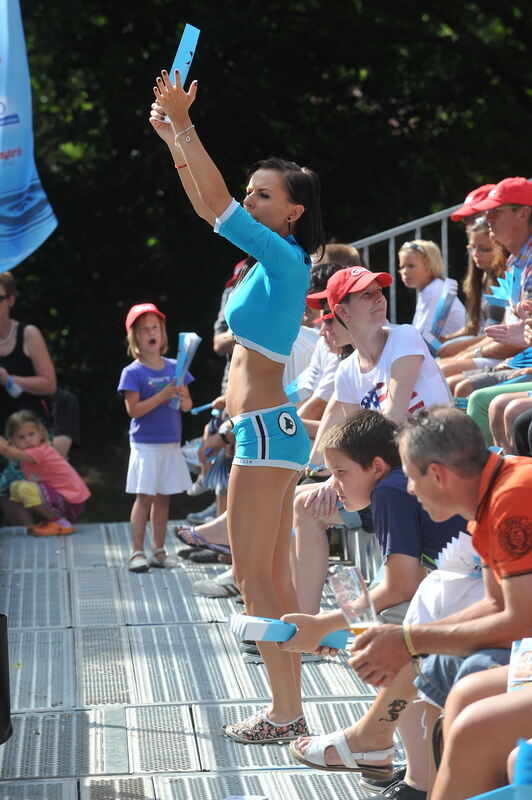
[13, 0, 532, 517]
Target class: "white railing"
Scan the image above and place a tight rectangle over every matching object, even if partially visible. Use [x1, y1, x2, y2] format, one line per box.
[351, 203, 462, 323]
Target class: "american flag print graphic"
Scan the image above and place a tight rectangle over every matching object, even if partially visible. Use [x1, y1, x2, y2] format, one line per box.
[360, 382, 425, 414]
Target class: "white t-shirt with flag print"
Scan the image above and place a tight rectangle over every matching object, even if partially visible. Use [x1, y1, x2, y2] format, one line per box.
[334, 324, 451, 413]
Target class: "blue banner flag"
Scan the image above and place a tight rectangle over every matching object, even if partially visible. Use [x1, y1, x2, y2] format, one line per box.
[0, 0, 58, 273]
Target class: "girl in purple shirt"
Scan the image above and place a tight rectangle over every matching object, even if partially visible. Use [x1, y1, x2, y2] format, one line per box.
[118, 303, 193, 572]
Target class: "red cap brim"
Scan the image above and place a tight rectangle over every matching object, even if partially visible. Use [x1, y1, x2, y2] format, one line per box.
[313, 311, 335, 325]
[306, 289, 328, 309]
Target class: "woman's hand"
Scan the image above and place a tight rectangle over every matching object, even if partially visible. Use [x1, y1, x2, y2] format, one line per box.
[149, 100, 174, 146]
[153, 70, 197, 131]
[484, 320, 526, 347]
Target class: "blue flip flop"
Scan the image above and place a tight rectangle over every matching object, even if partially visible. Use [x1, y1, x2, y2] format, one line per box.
[174, 525, 231, 555]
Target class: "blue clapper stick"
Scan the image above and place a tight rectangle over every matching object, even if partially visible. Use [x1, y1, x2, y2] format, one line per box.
[190, 401, 214, 416]
[163, 23, 200, 122]
[168, 332, 202, 410]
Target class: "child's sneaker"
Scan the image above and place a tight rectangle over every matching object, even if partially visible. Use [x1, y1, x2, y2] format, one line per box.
[28, 520, 74, 536]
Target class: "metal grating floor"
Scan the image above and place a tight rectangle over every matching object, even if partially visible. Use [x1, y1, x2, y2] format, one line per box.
[0, 521, 403, 798]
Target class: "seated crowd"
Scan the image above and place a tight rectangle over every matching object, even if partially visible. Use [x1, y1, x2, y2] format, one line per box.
[175, 174, 532, 800]
[1, 175, 531, 799]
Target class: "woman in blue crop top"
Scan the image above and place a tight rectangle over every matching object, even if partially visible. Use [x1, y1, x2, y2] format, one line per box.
[151, 70, 324, 744]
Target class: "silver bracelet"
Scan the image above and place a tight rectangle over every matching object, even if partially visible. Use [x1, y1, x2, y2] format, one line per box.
[174, 124, 195, 146]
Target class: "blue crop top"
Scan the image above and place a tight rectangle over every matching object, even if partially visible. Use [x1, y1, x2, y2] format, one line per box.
[214, 200, 311, 363]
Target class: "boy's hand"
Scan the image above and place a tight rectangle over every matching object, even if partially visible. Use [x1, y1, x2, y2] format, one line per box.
[303, 483, 338, 519]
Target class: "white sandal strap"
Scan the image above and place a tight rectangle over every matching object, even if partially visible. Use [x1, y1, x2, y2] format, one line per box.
[304, 729, 394, 769]
[152, 547, 165, 556]
[128, 550, 146, 561]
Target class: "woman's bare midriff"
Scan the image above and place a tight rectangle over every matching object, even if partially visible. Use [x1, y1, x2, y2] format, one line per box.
[225, 343, 288, 417]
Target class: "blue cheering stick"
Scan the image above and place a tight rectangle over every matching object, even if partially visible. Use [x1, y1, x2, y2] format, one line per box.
[169, 332, 202, 410]
[169, 23, 200, 85]
[190, 402, 214, 416]
[163, 23, 201, 122]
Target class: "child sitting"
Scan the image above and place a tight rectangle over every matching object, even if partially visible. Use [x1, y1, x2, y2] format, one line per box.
[0, 410, 90, 535]
[398, 239, 465, 338]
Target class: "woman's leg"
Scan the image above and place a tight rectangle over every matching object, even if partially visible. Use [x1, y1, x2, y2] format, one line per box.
[150, 493, 170, 552]
[514, 406, 532, 456]
[489, 391, 527, 451]
[503, 397, 532, 454]
[446, 373, 466, 394]
[0, 496, 34, 526]
[453, 377, 475, 397]
[432, 671, 532, 800]
[227, 464, 302, 723]
[130, 493, 152, 553]
[468, 381, 532, 447]
[438, 358, 475, 378]
[180, 509, 230, 548]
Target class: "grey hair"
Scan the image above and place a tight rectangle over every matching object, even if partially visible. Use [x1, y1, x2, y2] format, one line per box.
[396, 406, 489, 477]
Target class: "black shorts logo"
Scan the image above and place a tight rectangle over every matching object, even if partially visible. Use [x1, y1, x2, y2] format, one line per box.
[498, 516, 532, 557]
[278, 411, 297, 436]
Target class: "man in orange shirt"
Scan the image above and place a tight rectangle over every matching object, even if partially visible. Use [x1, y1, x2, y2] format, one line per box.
[347, 405, 532, 799]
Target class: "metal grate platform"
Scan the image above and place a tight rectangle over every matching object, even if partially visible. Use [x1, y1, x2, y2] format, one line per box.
[0, 521, 402, 797]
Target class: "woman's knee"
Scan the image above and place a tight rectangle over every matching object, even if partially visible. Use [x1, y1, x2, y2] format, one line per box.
[454, 379, 473, 398]
[488, 393, 508, 422]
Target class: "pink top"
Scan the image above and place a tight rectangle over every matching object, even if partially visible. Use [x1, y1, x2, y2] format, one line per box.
[22, 444, 91, 504]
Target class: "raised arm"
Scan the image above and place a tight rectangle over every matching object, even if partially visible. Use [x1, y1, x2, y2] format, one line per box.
[150, 100, 214, 224]
[152, 71, 232, 220]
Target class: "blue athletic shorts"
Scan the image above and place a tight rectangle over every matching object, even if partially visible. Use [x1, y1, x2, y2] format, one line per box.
[414, 648, 511, 708]
[230, 403, 310, 470]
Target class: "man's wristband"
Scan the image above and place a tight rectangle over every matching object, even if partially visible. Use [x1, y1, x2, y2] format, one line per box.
[402, 623, 428, 659]
[402, 623, 420, 657]
[219, 430, 230, 444]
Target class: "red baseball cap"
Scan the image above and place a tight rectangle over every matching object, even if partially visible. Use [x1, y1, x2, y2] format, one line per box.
[225, 259, 246, 288]
[473, 177, 532, 211]
[319, 267, 393, 310]
[450, 183, 496, 221]
[125, 303, 166, 332]
[307, 266, 392, 310]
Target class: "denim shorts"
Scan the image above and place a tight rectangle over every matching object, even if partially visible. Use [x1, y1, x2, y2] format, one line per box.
[231, 403, 310, 470]
[414, 648, 511, 708]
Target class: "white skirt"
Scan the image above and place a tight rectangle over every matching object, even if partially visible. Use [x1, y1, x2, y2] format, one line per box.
[126, 442, 193, 495]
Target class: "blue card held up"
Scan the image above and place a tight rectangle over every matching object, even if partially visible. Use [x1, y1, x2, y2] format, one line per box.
[169, 23, 200, 86]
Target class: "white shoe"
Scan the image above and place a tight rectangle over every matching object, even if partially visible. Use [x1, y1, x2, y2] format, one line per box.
[149, 548, 178, 568]
[127, 551, 149, 572]
[186, 475, 210, 497]
[186, 501, 217, 523]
